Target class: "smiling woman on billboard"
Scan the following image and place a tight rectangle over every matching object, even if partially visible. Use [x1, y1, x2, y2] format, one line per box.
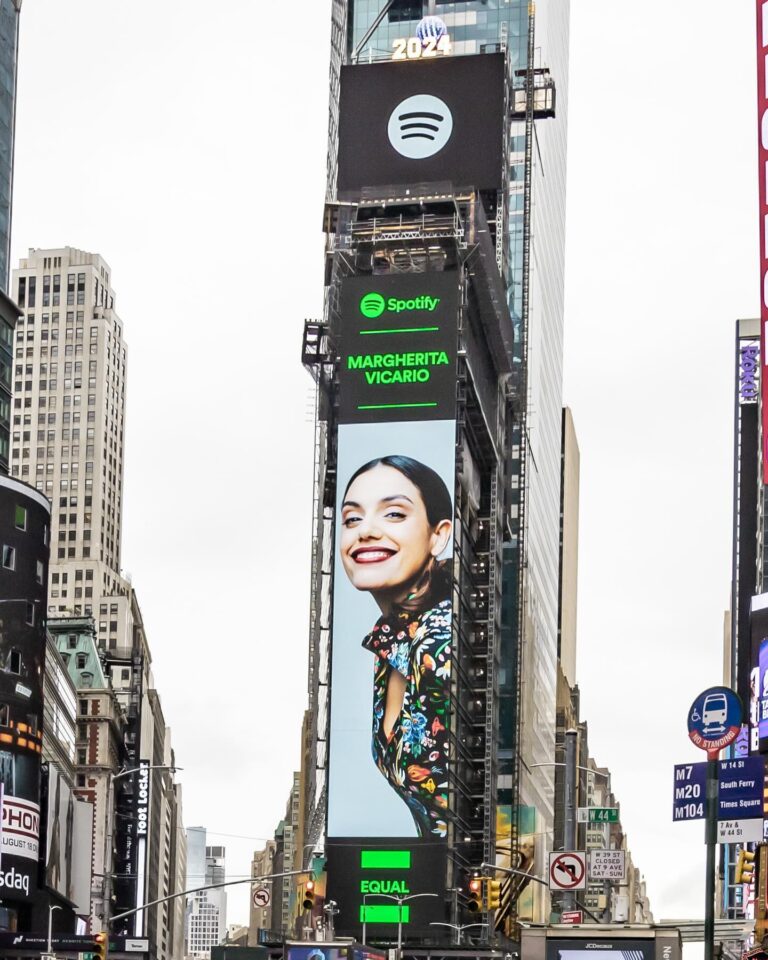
[339, 454, 453, 838]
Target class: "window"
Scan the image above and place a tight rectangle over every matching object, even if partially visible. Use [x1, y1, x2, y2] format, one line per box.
[78, 699, 88, 715]
[2, 545, 15, 570]
[35, 561, 43, 585]
[25, 602, 34, 626]
[76, 653, 87, 669]
[14, 505, 26, 530]
[8, 649, 21, 674]
[67, 634, 77, 649]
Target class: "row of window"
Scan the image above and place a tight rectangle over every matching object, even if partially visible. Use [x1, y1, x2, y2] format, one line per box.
[15, 427, 97, 442]
[17, 360, 99, 376]
[15, 344, 99, 360]
[18, 273, 86, 309]
[17, 327, 100, 342]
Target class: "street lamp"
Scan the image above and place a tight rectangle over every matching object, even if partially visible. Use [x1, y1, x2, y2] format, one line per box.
[47, 903, 62, 955]
[430, 921, 487, 946]
[365, 892, 438, 959]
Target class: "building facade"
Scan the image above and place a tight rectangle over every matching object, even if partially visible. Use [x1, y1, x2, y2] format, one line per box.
[248, 841, 276, 944]
[184, 829, 227, 960]
[50, 615, 124, 933]
[0, 475, 49, 930]
[11, 246, 127, 627]
[0, 0, 20, 295]
[9, 248, 185, 952]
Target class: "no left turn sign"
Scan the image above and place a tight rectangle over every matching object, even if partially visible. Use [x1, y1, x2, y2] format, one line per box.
[548, 851, 587, 891]
[252, 887, 271, 908]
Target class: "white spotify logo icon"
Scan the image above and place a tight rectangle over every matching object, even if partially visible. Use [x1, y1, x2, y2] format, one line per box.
[387, 94, 454, 159]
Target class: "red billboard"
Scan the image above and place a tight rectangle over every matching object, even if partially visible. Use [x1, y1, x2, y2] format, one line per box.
[756, 1, 768, 479]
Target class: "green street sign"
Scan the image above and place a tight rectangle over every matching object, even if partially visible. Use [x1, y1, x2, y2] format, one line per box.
[583, 807, 618, 823]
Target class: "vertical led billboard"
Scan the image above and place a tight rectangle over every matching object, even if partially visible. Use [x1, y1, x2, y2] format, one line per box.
[750, 594, 768, 753]
[326, 273, 458, 935]
[756, 1, 768, 480]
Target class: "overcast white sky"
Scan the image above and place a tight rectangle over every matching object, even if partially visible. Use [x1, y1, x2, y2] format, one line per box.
[10, 0, 759, 932]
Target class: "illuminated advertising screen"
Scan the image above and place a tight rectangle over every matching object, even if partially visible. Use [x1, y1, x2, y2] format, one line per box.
[547, 942, 655, 960]
[755, 0, 768, 480]
[326, 272, 457, 935]
[337, 54, 505, 195]
[750, 595, 768, 752]
[0, 744, 39, 902]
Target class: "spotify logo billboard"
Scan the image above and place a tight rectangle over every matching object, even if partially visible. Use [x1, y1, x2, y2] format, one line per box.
[337, 273, 458, 425]
[337, 53, 505, 195]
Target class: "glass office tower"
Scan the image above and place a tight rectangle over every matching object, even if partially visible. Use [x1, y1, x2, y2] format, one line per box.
[0, 0, 21, 475]
[0, 0, 20, 293]
[310, 0, 571, 928]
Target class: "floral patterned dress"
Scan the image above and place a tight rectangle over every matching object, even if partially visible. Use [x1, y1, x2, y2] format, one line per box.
[362, 599, 451, 838]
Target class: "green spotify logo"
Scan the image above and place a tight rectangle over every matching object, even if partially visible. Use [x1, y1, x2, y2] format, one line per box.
[360, 293, 386, 319]
[359, 292, 441, 318]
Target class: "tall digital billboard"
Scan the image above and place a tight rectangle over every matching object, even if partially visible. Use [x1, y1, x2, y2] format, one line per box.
[756, 1, 768, 480]
[326, 272, 458, 935]
[750, 594, 768, 753]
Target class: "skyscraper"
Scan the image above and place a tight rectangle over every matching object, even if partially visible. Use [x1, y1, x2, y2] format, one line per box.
[302, 0, 571, 938]
[0, 1, 23, 473]
[0, 0, 21, 293]
[185, 828, 227, 960]
[10, 247, 128, 633]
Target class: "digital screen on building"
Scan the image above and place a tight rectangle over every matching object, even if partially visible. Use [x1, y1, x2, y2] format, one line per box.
[338, 274, 458, 424]
[337, 54, 505, 195]
[325, 842, 447, 936]
[326, 272, 458, 934]
[0, 746, 39, 902]
[546, 941, 656, 960]
[750, 596, 768, 752]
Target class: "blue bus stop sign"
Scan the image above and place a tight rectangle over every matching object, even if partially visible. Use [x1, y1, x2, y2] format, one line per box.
[687, 686, 743, 759]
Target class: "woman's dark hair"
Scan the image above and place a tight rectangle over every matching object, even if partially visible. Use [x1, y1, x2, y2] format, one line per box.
[343, 455, 453, 611]
[343, 455, 453, 526]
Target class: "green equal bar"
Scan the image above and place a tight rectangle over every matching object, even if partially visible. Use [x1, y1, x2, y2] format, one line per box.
[360, 850, 412, 869]
[359, 905, 410, 924]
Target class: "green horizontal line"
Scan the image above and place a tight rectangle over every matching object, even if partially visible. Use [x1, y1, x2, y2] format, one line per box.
[357, 402, 439, 410]
[359, 326, 439, 335]
[361, 850, 411, 869]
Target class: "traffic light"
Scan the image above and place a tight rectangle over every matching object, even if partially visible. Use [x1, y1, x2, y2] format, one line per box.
[468, 876, 484, 913]
[487, 879, 502, 910]
[736, 849, 756, 884]
[94, 932, 108, 960]
[302, 879, 316, 910]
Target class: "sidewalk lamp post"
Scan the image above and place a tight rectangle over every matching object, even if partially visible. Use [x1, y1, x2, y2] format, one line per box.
[429, 921, 487, 945]
[47, 903, 62, 956]
[365, 892, 438, 960]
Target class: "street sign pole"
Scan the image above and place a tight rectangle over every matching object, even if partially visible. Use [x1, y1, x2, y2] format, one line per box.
[705, 757, 717, 960]
[563, 729, 578, 913]
[686, 687, 743, 960]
